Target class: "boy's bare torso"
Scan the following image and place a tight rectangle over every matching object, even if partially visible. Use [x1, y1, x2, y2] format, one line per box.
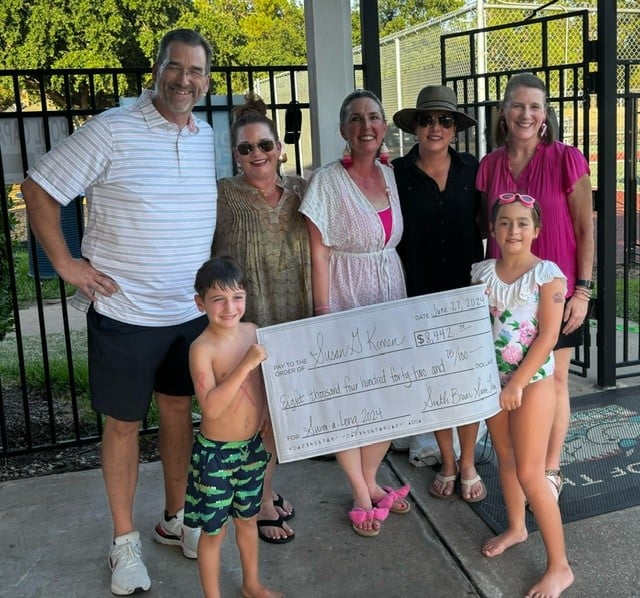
[192, 322, 267, 442]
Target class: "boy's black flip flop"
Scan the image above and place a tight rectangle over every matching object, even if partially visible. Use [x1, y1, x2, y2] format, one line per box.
[257, 516, 295, 544]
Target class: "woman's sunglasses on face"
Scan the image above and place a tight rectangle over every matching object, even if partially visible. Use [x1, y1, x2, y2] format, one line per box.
[416, 113, 456, 129]
[497, 192, 536, 208]
[236, 139, 276, 156]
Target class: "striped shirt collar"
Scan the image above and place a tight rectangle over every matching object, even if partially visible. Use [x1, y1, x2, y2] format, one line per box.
[137, 89, 199, 134]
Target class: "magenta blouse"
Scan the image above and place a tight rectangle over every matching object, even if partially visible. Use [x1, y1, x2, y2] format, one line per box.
[476, 141, 590, 296]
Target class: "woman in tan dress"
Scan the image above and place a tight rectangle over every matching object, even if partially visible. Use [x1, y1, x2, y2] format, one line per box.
[212, 93, 312, 543]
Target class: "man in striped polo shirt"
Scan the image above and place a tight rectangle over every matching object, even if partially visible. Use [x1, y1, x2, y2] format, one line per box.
[22, 29, 217, 595]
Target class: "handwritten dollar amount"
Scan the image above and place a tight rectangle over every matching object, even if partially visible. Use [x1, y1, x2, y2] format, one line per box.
[413, 325, 452, 346]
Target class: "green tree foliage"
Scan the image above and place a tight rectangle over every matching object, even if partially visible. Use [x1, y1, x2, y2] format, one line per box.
[0, 0, 193, 109]
[0, 0, 306, 107]
[379, 0, 465, 36]
[236, 0, 306, 65]
[1, 0, 191, 71]
[1, 0, 308, 70]
[178, 0, 306, 93]
[184, 0, 250, 67]
[183, 0, 306, 66]
[351, 0, 465, 40]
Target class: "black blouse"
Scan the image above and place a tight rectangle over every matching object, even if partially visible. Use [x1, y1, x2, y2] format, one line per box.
[393, 145, 483, 297]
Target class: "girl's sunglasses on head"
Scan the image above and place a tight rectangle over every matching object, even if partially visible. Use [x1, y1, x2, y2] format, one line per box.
[497, 192, 536, 208]
[236, 139, 276, 155]
[416, 114, 456, 129]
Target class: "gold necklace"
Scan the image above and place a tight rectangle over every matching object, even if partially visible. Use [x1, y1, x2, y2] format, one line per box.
[254, 183, 277, 198]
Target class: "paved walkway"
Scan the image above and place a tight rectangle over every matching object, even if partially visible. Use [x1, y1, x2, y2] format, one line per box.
[14, 296, 88, 337]
[4, 301, 640, 596]
[3, 443, 640, 597]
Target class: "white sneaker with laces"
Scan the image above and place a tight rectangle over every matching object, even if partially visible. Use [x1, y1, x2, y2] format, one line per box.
[109, 530, 151, 595]
[153, 508, 200, 559]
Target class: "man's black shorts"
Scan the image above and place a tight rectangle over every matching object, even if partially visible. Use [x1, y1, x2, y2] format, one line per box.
[87, 306, 207, 421]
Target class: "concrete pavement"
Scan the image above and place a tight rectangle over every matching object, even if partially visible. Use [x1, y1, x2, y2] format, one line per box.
[4, 300, 640, 596]
[3, 446, 640, 597]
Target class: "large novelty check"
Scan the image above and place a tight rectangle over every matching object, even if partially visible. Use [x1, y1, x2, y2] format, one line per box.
[257, 285, 501, 463]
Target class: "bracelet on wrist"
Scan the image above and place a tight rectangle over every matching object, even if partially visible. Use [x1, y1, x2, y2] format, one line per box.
[575, 285, 592, 294]
[573, 287, 592, 300]
[575, 285, 593, 293]
[575, 278, 594, 290]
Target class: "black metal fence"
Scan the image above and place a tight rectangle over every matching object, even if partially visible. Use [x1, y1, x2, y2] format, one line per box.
[0, 64, 311, 457]
[441, 10, 640, 386]
[614, 58, 640, 378]
[2, 19, 640, 455]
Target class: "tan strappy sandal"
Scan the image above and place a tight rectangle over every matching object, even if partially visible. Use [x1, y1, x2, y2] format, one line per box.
[545, 469, 565, 501]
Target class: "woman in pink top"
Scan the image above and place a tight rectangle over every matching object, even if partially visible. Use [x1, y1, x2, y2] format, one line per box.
[476, 73, 594, 503]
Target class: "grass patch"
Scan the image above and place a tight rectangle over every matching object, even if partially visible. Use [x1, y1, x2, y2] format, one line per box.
[13, 248, 76, 307]
[0, 330, 89, 394]
[0, 328, 200, 430]
[615, 276, 640, 321]
[4, 242, 208, 436]
[0, 329, 96, 433]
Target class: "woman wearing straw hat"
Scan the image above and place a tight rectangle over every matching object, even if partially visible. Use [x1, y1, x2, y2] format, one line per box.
[392, 85, 486, 503]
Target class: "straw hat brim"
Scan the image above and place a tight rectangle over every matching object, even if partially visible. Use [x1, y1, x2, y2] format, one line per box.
[392, 107, 477, 134]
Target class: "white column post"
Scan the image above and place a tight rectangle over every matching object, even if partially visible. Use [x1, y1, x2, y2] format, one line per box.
[304, 0, 353, 169]
[476, 0, 487, 158]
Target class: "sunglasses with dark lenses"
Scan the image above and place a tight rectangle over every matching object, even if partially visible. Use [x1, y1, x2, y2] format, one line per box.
[497, 192, 536, 208]
[236, 139, 276, 155]
[416, 114, 456, 129]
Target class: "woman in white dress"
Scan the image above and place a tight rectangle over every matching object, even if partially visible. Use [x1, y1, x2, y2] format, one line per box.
[300, 89, 409, 537]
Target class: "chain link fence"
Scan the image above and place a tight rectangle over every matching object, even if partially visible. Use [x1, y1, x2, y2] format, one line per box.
[356, 1, 639, 382]
[352, 1, 640, 159]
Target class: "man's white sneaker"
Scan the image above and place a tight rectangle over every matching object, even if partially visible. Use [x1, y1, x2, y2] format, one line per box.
[108, 531, 151, 595]
[153, 508, 200, 559]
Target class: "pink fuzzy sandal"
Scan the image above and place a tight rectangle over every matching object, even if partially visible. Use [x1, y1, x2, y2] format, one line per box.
[372, 484, 411, 514]
[349, 506, 388, 537]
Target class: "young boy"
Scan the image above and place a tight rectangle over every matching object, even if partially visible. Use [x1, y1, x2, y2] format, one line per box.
[184, 256, 284, 598]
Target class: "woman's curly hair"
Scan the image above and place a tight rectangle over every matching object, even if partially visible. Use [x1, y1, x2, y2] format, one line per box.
[231, 92, 278, 145]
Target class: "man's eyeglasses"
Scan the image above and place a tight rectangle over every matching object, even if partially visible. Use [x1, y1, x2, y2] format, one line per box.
[416, 113, 456, 129]
[236, 139, 276, 156]
[497, 192, 537, 208]
[161, 61, 208, 81]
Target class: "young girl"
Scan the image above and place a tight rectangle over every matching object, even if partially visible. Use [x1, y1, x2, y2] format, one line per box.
[471, 193, 574, 598]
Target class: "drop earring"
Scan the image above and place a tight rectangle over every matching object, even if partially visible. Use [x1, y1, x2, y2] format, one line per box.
[540, 122, 548, 138]
[379, 142, 390, 165]
[341, 143, 353, 169]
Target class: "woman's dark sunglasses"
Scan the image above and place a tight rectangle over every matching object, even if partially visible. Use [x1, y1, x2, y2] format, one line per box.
[416, 114, 456, 129]
[236, 139, 276, 155]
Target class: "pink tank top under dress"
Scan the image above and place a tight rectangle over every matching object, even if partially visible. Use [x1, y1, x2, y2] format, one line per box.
[378, 206, 392, 245]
